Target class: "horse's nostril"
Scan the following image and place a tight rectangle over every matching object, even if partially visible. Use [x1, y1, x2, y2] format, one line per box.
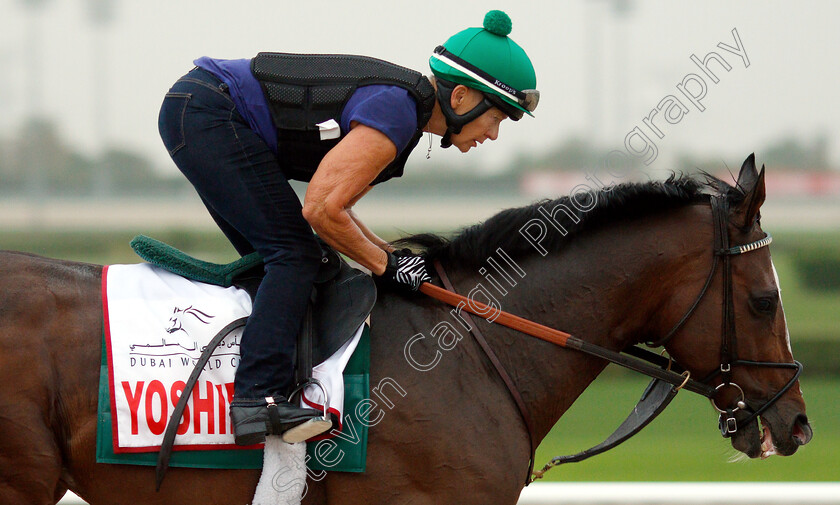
[792, 414, 813, 446]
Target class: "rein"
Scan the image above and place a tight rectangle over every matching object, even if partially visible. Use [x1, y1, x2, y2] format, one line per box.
[419, 195, 801, 484]
[420, 277, 716, 397]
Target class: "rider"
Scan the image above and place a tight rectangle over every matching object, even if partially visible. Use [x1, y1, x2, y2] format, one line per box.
[157, 10, 538, 446]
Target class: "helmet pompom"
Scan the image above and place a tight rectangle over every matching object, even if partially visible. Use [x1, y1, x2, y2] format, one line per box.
[483, 10, 512, 37]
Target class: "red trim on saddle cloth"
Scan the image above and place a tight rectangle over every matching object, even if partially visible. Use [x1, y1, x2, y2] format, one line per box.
[102, 265, 122, 454]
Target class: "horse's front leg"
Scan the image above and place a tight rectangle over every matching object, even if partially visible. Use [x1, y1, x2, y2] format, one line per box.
[0, 405, 66, 505]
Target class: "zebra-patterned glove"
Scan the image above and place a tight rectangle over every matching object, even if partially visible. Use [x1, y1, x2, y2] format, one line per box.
[381, 249, 432, 291]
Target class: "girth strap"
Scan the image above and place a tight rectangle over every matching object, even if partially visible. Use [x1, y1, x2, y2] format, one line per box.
[155, 317, 248, 491]
[432, 260, 537, 486]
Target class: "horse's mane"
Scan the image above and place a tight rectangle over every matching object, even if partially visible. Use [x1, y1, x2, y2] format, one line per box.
[397, 173, 745, 268]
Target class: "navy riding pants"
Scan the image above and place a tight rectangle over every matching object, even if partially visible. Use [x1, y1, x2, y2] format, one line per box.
[158, 67, 322, 399]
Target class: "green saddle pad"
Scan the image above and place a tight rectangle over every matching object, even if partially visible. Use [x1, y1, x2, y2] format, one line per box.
[96, 326, 370, 473]
[129, 235, 263, 287]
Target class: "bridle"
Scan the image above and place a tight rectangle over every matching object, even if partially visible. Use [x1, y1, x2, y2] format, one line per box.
[650, 195, 802, 438]
[421, 194, 803, 484]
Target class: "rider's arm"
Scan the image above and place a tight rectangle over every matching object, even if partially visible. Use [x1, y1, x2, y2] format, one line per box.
[302, 123, 395, 275]
[345, 187, 395, 254]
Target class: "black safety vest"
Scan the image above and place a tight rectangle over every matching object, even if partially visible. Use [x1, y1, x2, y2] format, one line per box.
[251, 52, 436, 185]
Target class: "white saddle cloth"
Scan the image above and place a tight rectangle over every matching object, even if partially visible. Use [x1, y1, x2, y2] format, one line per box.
[104, 263, 361, 452]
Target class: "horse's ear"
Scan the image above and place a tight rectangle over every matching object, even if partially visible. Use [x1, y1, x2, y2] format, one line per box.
[736, 153, 758, 191]
[731, 155, 766, 228]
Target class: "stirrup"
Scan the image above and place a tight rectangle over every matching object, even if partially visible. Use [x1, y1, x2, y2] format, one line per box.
[288, 378, 331, 420]
[284, 378, 332, 443]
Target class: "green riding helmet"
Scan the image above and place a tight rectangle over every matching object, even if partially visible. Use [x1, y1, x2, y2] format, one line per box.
[429, 10, 539, 134]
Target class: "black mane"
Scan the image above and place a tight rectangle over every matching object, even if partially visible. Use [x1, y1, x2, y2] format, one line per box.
[398, 173, 743, 267]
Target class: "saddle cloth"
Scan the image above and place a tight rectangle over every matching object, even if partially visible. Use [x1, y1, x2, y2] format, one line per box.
[103, 263, 362, 452]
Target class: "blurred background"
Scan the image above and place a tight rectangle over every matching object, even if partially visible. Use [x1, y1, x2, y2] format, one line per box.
[1, 0, 837, 484]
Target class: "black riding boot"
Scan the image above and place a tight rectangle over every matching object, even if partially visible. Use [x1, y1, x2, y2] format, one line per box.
[230, 396, 332, 445]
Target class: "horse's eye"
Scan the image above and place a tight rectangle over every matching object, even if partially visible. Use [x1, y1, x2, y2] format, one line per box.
[750, 296, 777, 315]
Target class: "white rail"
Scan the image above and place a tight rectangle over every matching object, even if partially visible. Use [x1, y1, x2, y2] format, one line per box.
[518, 483, 840, 504]
[58, 483, 840, 505]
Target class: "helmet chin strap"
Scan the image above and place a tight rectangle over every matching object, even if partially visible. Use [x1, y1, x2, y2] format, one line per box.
[435, 78, 492, 148]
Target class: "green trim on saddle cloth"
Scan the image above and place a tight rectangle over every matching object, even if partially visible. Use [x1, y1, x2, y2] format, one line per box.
[130, 235, 263, 287]
[96, 325, 370, 472]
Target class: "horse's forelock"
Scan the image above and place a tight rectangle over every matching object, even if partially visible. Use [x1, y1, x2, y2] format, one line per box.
[699, 171, 748, 206]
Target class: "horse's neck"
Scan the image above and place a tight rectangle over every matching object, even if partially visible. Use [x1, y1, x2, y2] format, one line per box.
[442, 205, 710, 443]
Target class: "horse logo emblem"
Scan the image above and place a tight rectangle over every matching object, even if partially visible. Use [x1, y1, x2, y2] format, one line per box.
[127, 305, 219, 357]
[165, 305, 215, 336]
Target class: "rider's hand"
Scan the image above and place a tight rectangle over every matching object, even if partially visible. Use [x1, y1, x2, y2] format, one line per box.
[379, 249, 432, 291]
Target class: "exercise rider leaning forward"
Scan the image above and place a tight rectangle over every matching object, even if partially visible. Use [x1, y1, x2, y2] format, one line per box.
[157, 10, 539, 446]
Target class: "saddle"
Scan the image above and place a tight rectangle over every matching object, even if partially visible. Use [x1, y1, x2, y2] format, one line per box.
[131, 235, 376, 489]
[130, 235, 376, 368]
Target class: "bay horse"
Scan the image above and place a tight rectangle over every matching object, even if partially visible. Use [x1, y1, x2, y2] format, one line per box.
[0, 155, 811, 504]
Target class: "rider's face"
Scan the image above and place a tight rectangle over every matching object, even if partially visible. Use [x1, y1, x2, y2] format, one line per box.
[448, 87, 508, 153]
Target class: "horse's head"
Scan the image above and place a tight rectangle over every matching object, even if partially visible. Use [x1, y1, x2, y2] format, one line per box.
[661, 154, 812, 459]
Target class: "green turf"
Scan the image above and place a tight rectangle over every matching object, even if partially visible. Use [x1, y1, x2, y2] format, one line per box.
[771, 254, 840, 341]
[534, 376, 837, 481]
[0, 229, 240, 266]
